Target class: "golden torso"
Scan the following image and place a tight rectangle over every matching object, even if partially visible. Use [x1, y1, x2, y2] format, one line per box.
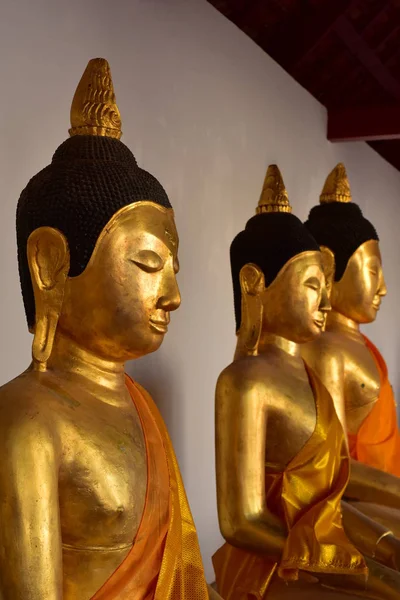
[302, 314, 380, 435]
[254, 347, 317, 470]
[0, 366, 147, 600]
[331, 330, 379, 434]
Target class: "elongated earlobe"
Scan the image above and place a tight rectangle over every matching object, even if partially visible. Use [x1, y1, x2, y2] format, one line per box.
[27, 227, 70, 371]
[234, 264, 264, 360]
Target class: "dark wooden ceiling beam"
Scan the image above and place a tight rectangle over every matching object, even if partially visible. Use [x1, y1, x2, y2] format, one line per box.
[357, 3, 391, 37]
[234, 0, 273, 36]
[376, 24, 400, 58]
[233, 0, 289, 22]
[263, 0, 354, 74]
[334, 16, 400, 100]
[328, 104, 400, 142]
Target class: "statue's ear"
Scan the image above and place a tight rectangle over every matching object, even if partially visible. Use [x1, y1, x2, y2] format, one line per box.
[27, 227, 70, 371]
[320, 246, 335, 298]
[235, 263, 265, 360]
[239, 263, 265, 296]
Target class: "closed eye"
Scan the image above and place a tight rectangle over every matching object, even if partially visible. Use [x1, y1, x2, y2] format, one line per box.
[130, 250, 164, 273]
[367, 258, 380, 276]
[304, 276, 321, 291]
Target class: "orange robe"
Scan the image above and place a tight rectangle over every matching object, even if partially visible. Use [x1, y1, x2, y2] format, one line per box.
[348, 336, 400, 477]
[92, 376, 209, 600]
[213, 368, 367, 600]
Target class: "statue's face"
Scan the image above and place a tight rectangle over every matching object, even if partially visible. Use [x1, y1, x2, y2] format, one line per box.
[58, 202, 181, 361]
[262, 251, 330, 344]
[331, 240, 386, 324]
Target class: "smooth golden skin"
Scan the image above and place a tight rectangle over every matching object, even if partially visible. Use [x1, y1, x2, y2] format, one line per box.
[216, 251, 400, 598]
[331, 240, 386, 326]
[304, 241, 386, 432]
[0, 203, 182, 599]
[59, 203, 180, 362]
[302, 240, 400, 517]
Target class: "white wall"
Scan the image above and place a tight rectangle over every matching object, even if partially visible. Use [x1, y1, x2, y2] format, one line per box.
[0, 0, 399, 582]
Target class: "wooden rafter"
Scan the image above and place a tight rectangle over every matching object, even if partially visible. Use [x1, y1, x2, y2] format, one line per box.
[334, 16, 400, 100]
[264, 0, 354, 73]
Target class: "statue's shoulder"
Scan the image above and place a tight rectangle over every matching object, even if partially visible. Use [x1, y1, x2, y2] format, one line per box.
[0, 371, 58, 435]
[216, 355, 276, 400]
[303, 331, 344, 359]
[0, 373, 61, 487]
[302, 332, 346, 385]
[313, 329, 343, 348]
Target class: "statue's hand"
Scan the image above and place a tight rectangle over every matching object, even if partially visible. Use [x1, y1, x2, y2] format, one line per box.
[376, 532, 400, 572]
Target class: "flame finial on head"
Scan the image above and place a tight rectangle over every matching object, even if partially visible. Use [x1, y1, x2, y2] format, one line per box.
[256, 164, 292, 214]
[320, 163, 352, 204]
[69, 58, 122, 139]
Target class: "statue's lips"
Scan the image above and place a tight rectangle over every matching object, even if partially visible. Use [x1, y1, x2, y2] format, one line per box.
[313, 317, 325, 329]
[149, 318, 169, 334]
[372, 301, 381, 310]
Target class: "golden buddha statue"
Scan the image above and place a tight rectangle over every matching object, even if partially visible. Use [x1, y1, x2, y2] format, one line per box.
[302, 163, 400, 533]
[0, 58, 219, 600]
[213, 164, 400, 600]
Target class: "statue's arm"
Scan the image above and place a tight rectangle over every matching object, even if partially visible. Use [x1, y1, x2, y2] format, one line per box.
[215, 368, 285, 557]
[0, 412, 62, 599]
[346, 459, 400, 508]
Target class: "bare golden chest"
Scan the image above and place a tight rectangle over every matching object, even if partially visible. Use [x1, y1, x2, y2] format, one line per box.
[58, 398, 147, 550]
[343, 342, 380, 434]
[251, 356, 318, 470]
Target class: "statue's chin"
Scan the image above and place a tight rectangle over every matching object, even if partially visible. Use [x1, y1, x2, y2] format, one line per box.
[356, 311, 378, 325]
[128, 332, 165, 360]
[290, 327, 323, 345]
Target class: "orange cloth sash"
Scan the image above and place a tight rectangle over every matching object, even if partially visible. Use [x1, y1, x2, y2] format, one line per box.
[213, 367, 367, 600]
[348, 336, 400, 477]
[92, 376, 209, 599]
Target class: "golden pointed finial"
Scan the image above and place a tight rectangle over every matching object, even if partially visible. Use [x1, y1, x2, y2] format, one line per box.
[256, 164, 292, 214]
[69, 58, 122, 139]
[320, 163, 352, 204]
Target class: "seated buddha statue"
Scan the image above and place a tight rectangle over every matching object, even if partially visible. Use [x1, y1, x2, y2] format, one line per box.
[302, 163, 400, 534]
[0, 58, 219, 600]
[213, 164, 400, 600]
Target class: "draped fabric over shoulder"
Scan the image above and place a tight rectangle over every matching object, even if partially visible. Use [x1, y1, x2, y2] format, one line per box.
[348, 336, 400, 477]
[213, 368, 367, 600]
[92, 376, 209, 600]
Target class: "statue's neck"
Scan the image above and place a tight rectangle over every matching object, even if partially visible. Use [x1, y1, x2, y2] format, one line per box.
[258, 332, 301, 359]
[46, 331, 127, 397]
[326, 310, 363, 340]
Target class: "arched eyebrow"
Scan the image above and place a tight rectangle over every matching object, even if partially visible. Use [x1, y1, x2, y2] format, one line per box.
[366, 253, 380, 262]
[365, 254, 381, 268]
